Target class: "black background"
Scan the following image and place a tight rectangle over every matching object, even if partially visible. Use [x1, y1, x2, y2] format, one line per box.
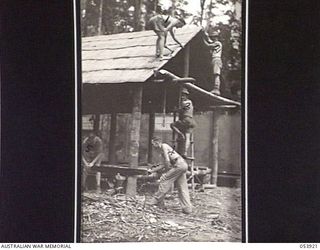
[1, 0, 319, 243]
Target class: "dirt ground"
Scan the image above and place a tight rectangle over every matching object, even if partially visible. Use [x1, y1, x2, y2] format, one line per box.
[81, 186, 242, 242]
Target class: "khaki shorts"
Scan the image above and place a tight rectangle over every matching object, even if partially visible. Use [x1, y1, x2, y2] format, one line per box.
[172, 116, 196, 133]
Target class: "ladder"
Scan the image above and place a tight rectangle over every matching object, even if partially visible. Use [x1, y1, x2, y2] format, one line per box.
[171, 114, 197, 192]
[186, 133, 197, 192]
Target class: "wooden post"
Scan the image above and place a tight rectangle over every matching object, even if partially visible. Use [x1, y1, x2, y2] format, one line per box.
[210, 111, 219, 185]
[176, 44, 190, 155]
[183, 44, 190, 77]
[148, 113, 155, 163]
[108, 112, 117, 164]
[162, 86, 167, 127]
[126, 85, 143, 196]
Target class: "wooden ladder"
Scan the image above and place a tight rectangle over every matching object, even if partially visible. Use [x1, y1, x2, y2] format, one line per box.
[186, 133, 197, 192]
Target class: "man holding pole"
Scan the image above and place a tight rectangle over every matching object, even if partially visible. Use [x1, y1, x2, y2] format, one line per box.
[170, 88, 196, 157]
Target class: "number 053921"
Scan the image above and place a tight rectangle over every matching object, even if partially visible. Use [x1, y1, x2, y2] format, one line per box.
[300, 244, 318, 248]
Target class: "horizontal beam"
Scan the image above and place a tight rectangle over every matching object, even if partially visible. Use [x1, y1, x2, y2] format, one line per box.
[153, 69, 241, 107]
[208, 105, 238, 109]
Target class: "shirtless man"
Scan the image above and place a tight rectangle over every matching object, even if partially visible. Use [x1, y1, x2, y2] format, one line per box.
[149, 10, 186, 60]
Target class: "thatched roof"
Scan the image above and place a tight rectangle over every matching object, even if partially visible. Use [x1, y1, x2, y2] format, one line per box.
[82, 25, 202, 84]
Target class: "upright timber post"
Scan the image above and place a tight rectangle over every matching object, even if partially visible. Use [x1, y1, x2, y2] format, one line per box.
[108, 112, 117, 164]
[126, 85, 143, 196]
[183, 44, 190, 77]
[148, 113, 155, 163]
[177, 44, 190, 155]
[210, 111, 219, 185]
[93, 113, 100, 133]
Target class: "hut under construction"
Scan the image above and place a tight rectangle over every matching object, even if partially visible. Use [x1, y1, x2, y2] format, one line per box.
[81, 25, 241, 195]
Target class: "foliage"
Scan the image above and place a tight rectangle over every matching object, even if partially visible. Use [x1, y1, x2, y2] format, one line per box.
[80, 0, 242, 95]
[81, 0, 160, 36]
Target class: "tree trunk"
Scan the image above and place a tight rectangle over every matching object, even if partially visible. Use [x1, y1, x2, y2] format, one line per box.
[97, 0, 104, 35]
[171, 0, 177, 16]
[134, 0, 142, 31]
[140, 1, 146, 31]
[200, 0, 206, 26]
[154, 0, 158, 11]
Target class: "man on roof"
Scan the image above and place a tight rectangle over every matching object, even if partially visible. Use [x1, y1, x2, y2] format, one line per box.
[148, 6, 186, 60]
[170, 88, 196, 157]
[203, 30, 223, 95]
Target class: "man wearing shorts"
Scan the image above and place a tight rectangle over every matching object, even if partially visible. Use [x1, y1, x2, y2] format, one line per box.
[203, 31, 223, 95]
[170, 88, 196, 157]
[148, 6, 186, 60]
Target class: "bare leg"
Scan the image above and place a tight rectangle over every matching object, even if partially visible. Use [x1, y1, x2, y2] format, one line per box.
[170, 123, 185, 140]
[184, 132, 191, 156]
[158, 33, 165, 58]
[211, 74, 221, 95]
[156, 34, 161, 57]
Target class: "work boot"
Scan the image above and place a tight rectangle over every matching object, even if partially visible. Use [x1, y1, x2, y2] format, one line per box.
[182, 207, 192, 214]
[146, 197, 158, 206]
[159, 55, 171, 61]
[158, 200, 166, 209]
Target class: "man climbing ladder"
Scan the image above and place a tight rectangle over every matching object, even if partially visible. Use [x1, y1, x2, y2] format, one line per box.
[170, 88, 196, 158]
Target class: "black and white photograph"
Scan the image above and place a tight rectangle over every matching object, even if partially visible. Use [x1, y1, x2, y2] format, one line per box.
[2, 0, 320, 245]
[80, 0, 243, 242]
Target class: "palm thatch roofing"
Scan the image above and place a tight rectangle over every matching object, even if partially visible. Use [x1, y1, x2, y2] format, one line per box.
[82, 25, 202, 84]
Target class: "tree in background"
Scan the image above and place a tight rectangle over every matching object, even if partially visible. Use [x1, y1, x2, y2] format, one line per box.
[80, 0, 241, 98]
[81, 0, 192, 36]
[81, 0, 161, 36]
